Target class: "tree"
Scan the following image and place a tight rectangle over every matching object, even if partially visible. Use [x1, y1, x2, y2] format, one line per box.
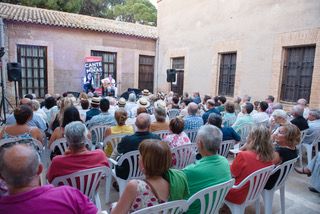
[2, 0, 157, 26]
[112, 0, 157, 26]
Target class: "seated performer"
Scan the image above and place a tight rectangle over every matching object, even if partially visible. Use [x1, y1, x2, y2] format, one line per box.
[83, 72, 94, 93]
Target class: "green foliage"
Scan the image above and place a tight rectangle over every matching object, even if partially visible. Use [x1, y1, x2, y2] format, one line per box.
[112, 0, 157, 26]
[2, 0, 157, 26]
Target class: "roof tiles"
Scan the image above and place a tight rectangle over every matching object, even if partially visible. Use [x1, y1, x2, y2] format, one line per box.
[0, 3, 157, 39]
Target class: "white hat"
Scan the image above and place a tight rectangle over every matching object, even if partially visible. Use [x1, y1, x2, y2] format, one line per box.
[138, 97, 150, 108]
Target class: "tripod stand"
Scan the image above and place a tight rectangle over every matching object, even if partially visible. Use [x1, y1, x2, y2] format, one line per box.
[0, 47, 13, 125]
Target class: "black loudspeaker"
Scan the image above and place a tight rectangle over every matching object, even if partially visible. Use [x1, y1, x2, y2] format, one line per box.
[7, 62, 22, 82]
[166, 69, 176, 82]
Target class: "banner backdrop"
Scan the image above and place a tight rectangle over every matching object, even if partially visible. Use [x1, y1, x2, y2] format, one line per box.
[84, 56, 103, 88]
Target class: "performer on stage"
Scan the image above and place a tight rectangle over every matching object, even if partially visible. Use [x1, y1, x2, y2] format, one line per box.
[83, 72, 94, 93]
[101, 74, 118, 97]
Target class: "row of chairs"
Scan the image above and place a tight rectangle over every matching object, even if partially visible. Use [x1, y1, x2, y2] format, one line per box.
[0, 137, 298, 213]
[297, 129, 320, 166]
[101, 157, 297, 214]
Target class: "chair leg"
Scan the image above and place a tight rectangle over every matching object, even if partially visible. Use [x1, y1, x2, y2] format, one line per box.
[262, 190, 274, 214]
[306, 145, 313, 165]
[95, 194, 102, 211]
[280, 186, 286, 214]
[105, 175, 112, 203]
[117, 179, 128, 197]
[255, 198, 260, 214]
[226, 202, 245, 214]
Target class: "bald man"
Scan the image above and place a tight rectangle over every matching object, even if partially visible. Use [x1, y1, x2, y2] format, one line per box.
[0, 144, 97, 213]
[112, 113, 161, 179]
[6, 98, 47, 132]
[184, 102, 203, 130]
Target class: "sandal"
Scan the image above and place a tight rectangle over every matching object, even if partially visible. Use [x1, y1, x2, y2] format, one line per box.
[294, 167, 311, 177]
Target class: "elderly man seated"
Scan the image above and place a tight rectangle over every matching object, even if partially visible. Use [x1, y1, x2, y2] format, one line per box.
[303, 109, 320, 145]
[47, 121, 109, 183]
[290, 105, 309, 131]
[112, 113, 161, 179]
[232, 102, 254, 134]
[0, 143, 97, 213]
[182, 125, 231, 214]
[183, 102, 203, 130]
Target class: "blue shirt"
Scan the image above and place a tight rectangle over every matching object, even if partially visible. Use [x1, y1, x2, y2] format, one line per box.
[6, 113, 47, 132]
[202, 108, 221, 124]
[220, 127, 241, 141]
[184, 115, 203, 130]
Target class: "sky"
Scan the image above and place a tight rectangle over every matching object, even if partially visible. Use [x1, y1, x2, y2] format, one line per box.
[148, 0, 157, 8]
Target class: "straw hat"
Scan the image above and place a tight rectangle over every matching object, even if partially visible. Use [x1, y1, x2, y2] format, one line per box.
[91, 96, 101, 105]
[118, 97, 126, 107]
[138, 97, 150, 108]
[142, 89, 151, 96]
[154, 100, 166, 110]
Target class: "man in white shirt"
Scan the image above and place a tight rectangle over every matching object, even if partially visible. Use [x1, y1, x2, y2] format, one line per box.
[252, 101, 269, 124]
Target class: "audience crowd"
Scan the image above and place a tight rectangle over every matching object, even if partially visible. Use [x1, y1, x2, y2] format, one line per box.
[0, 89, 319, 213]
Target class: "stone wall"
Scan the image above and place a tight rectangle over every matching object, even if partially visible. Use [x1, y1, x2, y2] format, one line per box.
[3, 22, 156, 100]
[157, 0, 320, 107]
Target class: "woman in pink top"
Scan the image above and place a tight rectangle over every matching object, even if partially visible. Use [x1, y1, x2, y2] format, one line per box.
[226, 125, 274, 204]
[163, 117, 191, 148]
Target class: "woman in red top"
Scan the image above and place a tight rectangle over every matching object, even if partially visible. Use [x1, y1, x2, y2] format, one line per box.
[226, 125, 274, 204]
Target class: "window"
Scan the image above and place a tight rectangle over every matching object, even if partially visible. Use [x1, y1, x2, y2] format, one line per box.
[280, 46, 315, 102]
[91, 51, 117, 81]
[218, 53, 236, 97]
[17, 45, 47, 98]
[171, 57, 185, 95]
[139, 55, 155, 92]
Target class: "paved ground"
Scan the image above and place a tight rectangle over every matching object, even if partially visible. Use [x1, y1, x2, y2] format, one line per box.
[98, 160, 320, 213]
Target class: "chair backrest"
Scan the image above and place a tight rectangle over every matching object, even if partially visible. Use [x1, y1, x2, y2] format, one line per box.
[218, 140, 235, 158]
[89, 125, 109, 144]
[256, 119, 269, 127]
[223, 116, 237, 127]
[0, 137, 44, 154]
[131, 200, 188, 214]
[171, 143, 197, 169]
[234, 165, 274, 205]
[268, 157, 298, 191]
[103, 134, 127, 149]
[153, 130, 171, 140]
[184, 129, 198, 143]
[167, 109, 180, 120]
[51, 166, 109, 200]
[238, 124, 253, 146]
[303, 130, 320, 146]
[49, 138, 68, 155]
[187, 179, 235, 214]
[116, 150, 144, 179]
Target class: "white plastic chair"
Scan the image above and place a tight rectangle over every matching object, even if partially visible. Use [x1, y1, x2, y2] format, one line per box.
[108, 150, 144, 196]
[218, 140, 235, 158]
[262, 157, 298, 214]
[89, 125, 109, 146]
[301, 131, 320, 164]
[167, 109, 180, 120]
[297, 129, 308, 166]
[187, 179, 235, 214]
[184, 129, 198, 143]
[131, 200, 188, 214]
[237, 124, 253, 146]
[102, 133, 127, 155]
[153, 130, 171, 140]
[49, 138, 68, 155]
[51, 166, 110, 211]
[225, 165, 274, 214]
[171, 143, 198, 169]
[256, 119, 269, 127]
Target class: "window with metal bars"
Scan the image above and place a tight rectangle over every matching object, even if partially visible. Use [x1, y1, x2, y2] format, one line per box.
[17, 45, 47, 98]
[171, 57, 185, 95]
[139, 55, 155, 92]
[218, 53, 236, 97]
[280, 46, 315, 103]
[91, 51, 117, 81]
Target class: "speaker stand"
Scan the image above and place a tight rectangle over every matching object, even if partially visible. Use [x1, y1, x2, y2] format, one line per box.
[14, 81, 19, 107]
[0, 60, 14, 125]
